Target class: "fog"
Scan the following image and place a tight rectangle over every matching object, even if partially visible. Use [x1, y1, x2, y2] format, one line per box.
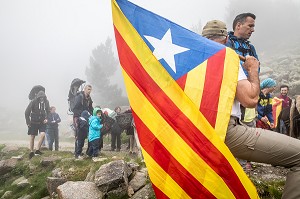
[0, 0, 299, 136]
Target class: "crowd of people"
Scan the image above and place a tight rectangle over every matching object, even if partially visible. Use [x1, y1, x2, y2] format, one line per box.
[25, 84, 138, 162]
[23, 11, 300, 197]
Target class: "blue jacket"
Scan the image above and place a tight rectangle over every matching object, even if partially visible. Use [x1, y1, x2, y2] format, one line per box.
[88, 108, 103, 142]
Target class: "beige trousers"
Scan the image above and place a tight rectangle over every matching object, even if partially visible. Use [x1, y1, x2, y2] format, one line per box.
[225, 116, 300, 199]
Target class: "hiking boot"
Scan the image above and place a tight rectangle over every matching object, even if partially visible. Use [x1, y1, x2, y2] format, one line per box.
[29, 152, 35, 159]
[116, 148, 120, 152]
[35, 150, 43, 155]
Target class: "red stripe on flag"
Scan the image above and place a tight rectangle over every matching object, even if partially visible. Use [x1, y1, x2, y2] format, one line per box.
[200, 51, 225, 127]
[133, 111, 215, 198]
[176, 73, 187, 90]
[114, 26, 250, 198]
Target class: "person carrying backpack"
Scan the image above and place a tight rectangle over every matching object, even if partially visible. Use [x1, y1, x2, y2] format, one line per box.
[72, 85, 93, 136]
[226, 13, 259, 128]
[74, 110, 91, 159]
[25, 90, 50, 159]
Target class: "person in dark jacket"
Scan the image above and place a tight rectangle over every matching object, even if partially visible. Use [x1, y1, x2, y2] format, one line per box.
[110, 107, 122, 152]
[25, 90, 50, 159]
[74, 110, 91, 159]
[256, 78, 277, 130]
[46, 106, 61, 151]
[72, 85, 93, 133]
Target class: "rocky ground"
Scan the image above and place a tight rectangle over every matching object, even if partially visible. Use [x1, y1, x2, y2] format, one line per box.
[0, 138, 290, 199]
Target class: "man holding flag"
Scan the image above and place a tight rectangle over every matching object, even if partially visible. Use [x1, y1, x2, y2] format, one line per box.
[112, 0, 300, 198]
[202, 20, 300, 198]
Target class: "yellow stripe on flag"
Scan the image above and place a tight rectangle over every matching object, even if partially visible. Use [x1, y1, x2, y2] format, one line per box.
[184, 60, 207, 109]
[215, 48, 239, 140]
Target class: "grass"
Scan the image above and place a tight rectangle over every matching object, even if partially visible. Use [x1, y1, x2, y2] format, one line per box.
[252, 178, 285, 199]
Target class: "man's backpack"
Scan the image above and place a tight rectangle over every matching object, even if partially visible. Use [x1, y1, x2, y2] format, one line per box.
[28, 85, 45, 100]
[100, 111, 115, 135]
[68, 78, 86, 114]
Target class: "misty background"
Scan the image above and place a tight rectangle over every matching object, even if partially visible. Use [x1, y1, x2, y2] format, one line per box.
[0, 0, 299, 140]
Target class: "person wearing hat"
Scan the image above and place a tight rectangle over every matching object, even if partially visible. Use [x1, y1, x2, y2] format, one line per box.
[256, 78, 277, 129]
[202, 20, 300, 198]
[25, 90, 50, 159]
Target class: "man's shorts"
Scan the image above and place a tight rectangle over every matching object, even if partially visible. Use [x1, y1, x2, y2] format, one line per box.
[28, 123, 46, 136]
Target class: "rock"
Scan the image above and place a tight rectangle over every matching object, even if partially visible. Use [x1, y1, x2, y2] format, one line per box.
[52, 168, 63, 178]
[1, 145, 19, 153]
[127, 185, 134, 197]
[84, 170, 95, 182]
[46, 177, 67, 195]
[131, 184, 155, 199]
[0, 191, 12, 199]
[40, 196, 51, 199]
[57, 181, 103, 199]
[106, 184, 128, 199]
[129, 171, 147, 192]
[12, 176, 30, 188]
[17, 195, 31, 199]
[41, 156, 60, 167]
[127, 162, 139, 178]
[94, 160, 128, 193]
[0, 159, 18, 175]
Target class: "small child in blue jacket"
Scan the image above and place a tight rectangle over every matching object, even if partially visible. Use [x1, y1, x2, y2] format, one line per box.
[87, 107, 103, 160]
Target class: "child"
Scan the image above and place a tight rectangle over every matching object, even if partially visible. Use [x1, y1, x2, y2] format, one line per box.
[74, 110, 91, 159]
[87, 107, 103, 161]
[46, 106, 61, 151]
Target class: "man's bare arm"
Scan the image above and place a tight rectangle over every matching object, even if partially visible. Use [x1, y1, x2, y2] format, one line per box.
[236, 56, 260, 108]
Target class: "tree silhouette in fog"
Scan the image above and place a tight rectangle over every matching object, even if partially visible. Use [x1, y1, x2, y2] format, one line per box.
[86, 37, 128, 109]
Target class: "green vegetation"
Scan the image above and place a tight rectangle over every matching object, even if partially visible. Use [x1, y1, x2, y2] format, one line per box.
[251, 178, 285, 199]
[0, 144, 285, 199]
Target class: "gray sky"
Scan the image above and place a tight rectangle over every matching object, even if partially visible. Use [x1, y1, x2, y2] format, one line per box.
[0, 0, 229, 115]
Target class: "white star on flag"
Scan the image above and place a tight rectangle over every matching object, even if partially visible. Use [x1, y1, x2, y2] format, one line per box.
[144, 29, 189, 73]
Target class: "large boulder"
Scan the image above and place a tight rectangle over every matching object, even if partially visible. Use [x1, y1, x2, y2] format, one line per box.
[57, 181, 103, 199]
[94, 160, 128, 193]
[129, 171, 147, 192]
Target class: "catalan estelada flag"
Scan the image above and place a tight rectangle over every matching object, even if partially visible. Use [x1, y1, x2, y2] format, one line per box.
[112, 0, 259, 198]
[272, 97, 283, 128]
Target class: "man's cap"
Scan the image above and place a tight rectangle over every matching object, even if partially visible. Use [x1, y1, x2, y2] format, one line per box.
[202, 20, 228, 38]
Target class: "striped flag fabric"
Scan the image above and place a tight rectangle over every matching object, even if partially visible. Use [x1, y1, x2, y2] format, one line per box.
[112, 0, 259, 198]
[272, 97, 283, 128]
